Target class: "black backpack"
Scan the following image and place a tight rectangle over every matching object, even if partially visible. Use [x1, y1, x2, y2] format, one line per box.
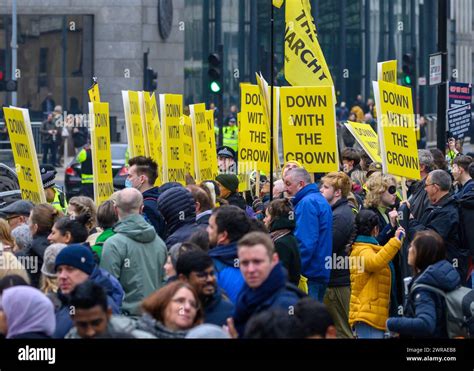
[457, 192, 474, 257]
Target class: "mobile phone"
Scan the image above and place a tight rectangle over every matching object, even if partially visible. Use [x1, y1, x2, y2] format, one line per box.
[398, 231, 405, 240]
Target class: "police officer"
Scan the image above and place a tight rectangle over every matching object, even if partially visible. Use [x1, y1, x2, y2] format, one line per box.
[217, 146, 237, 175]
[222, 116, 238, 152]
[41, 165, 68, 214]
[76, 144, 94, 199]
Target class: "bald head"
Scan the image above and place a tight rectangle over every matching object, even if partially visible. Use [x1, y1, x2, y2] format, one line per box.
[115, 188, 143, 219]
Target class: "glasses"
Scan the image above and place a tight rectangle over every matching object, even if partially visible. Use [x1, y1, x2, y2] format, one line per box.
[425, 182, 438, 188]
[387, 185, 397, 195]
[195, 270, 215, 279]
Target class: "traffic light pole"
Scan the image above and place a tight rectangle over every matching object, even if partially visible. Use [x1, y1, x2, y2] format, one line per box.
[436, 0, 448, 151]
[269, 0, 274, 201]
[11, 0, 17, 106]
[217, 44, 224, 148]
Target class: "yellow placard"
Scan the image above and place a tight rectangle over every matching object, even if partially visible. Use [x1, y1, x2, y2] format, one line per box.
[190, 104, 214, 182]
[122, 91, 147, 158]
[2, 107, 46, 204]
[88, 83, 101, 103]
[373, 81, 420, 180]
[237, 113, 250, 192]
[141, 92, 163, 186]
[89, 102, 114, 205]
[377, 60, 398, 84]
[159, 94, 185, 184]
[280, 86, 339, 172]
[344, 121, 382, 163]
[205, 110, 219, 180]
[255, 73, 281, 169]
[183, 115, 195, 180]
[239, 84, 270, 175]
[284, 0, 333, 87]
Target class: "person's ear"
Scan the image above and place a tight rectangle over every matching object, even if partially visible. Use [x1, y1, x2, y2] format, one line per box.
[325, 325, 337, 339]
[334, 189, 342, 198]
[106, 307, 113, 320]
[218, 230, 229, 244]
[271, 252, 279, 265]
[64, 231, 72, 244]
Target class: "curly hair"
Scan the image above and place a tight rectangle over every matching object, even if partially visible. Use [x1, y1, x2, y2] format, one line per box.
[363, 172, 396, 209]
[68, 196, 97, 231]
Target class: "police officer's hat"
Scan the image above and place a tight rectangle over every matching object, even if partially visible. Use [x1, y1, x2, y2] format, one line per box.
[40, 165, 57, 189]
[217, 146, 236, 160]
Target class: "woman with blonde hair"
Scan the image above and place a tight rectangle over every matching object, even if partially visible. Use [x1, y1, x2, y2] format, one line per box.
[0, 219, 16, 252]
[364, 172, 399, 245]
[67, 196, 100, 246]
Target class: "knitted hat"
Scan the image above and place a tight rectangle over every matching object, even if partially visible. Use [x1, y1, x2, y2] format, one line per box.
[54, 244, 95, 275]
[216, 174, 239, 193]
[11, 223, 33, 251]
[42, 243, 67, 277]
[185, 324, 231, 339]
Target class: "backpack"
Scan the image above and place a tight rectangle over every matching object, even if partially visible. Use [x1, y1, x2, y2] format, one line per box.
[457, 192, 474, 257]
[410, 283, 474, 338]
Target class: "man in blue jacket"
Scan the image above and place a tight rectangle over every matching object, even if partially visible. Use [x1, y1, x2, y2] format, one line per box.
[176, 249, 234, 326]
[233, 231, 305, 336]
[127, 156, 166, 239]
[284, 168, 333, 302]
[53, 244, 124, 338]
[207, 205, 251, 304]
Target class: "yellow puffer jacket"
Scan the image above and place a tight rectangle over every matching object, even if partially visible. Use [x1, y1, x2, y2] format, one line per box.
[348, 236, 401, 331]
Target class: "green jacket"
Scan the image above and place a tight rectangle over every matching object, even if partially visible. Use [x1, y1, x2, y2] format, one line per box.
[100, 214, 167, 316]
[91, 228, 115, 260]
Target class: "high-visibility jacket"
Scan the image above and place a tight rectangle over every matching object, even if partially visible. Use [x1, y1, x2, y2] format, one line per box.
[76, 147, 93, 184]
[223, 125, 238, 152]
[51, 187, 68, 214]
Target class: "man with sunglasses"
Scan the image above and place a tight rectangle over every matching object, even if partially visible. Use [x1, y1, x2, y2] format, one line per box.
[176, 249, 233, 326]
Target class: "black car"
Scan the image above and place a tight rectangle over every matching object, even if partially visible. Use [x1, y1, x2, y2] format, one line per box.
[65, 143, 129, 200]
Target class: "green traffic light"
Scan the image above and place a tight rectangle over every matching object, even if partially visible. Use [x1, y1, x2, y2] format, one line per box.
[210, 81, 221, 93]
[404, 75, 412, 85]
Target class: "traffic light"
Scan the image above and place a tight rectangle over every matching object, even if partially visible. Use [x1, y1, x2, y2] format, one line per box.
[208, 52, 222, 94]
[402, 53, 415, 87]
[0, 71, 17, 92]
[144, 67, 158, 92]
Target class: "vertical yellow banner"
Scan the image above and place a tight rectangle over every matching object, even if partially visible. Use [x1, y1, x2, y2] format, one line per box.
[159, 94, 185, 184]
[280, 86, 339, 172]
[205, 110, 219, 179]
[373, 81, 420, 180]
[88, 83, 101, 103]
[377, 60, 398, 84]
[142, 92, 163, 186]
[239, 84, 270, 175]
[183, 115, 195, 180]
[89, 102, 114, 205]
[190, 104, 214, 182]
[2, 107, 46, 204]
[122, 91, 147, 158]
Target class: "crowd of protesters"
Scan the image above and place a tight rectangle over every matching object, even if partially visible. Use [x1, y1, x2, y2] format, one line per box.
[0, 134, 474, 339]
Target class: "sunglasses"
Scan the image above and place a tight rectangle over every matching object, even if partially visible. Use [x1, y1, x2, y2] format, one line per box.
[387, 185, 397, 195]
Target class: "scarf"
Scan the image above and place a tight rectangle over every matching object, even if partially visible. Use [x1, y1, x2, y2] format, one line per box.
[269, 229, 292, 243]
[233, 263, 287, 336]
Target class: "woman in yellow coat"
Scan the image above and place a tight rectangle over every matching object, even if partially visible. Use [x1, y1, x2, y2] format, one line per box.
[348, 209, 405, 338]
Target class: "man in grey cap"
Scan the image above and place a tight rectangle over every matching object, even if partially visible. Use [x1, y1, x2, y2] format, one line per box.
[217, 146, 237, 174]
[0, 199, 34, 231]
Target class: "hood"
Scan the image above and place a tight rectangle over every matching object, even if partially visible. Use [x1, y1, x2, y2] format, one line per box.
[269, 215, 295, 232]
[414, 260, 460, 291]
[157, 187, 196, 235]
[142, 186, 160, 200]
[292, 183, 320, 206]
[89, 266, 124, 306]
[208, 242, 238, 267]
[113, 214, 157, 243]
